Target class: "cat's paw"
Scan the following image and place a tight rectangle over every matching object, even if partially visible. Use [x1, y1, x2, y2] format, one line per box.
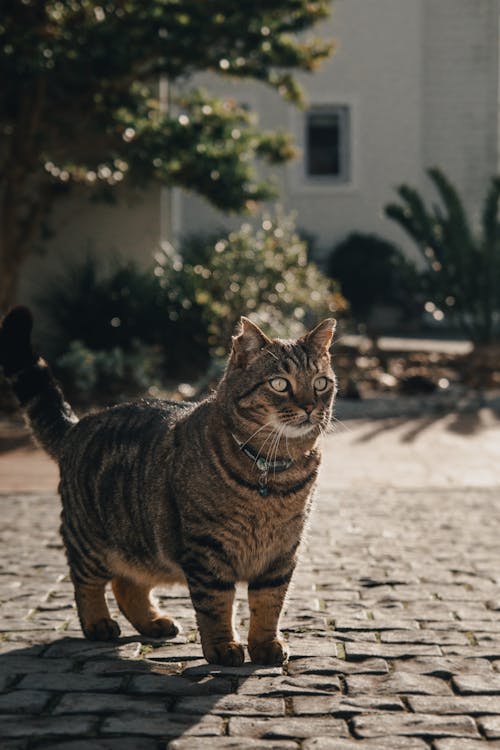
[204, 640, 245, 666]
[84, 617, 121, 641]
[140, 616, 180, 639]
[249, 638, 289, 665]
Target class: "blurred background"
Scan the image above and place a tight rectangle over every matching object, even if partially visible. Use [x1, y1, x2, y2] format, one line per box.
[1, 0, 500, 413]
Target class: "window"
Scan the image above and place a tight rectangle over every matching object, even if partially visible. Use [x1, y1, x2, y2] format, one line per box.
[306, 106, 350, 182]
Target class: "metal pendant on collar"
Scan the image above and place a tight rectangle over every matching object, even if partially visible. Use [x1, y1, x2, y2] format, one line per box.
[231, 432, 293, 497]
[258, 471, 269, 497]
[256, 456, 270, 472]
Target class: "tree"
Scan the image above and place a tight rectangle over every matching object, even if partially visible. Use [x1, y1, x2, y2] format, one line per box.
[385, 168, 500, 346]
[0, 0, 333, 311]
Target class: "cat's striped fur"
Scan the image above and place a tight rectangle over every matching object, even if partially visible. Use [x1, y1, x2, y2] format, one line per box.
[0, 307, 336, 665]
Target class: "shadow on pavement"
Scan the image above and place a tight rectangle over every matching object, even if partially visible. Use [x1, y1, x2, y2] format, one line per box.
[445, 410, 484, 436]
[353, 406, 500, 444]
[0, 634, 264, 747]
[0, 433, 33, 453]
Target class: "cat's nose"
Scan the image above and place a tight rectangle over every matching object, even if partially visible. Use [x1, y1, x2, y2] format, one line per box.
[302, 404, 314, 415]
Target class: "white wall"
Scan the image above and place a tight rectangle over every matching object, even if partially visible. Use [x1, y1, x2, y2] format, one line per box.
[176, 0, 426, 260]
[20, 185, 161, 306]
[285, 0, 425, 255]
[177, 0, 500, 257]
[422, 0, 499, 226]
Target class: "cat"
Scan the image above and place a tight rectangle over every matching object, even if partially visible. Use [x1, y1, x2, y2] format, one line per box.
[0, 307, 336, 665]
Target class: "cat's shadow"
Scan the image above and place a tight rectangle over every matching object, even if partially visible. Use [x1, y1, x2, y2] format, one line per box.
[0, 635, 270, 745]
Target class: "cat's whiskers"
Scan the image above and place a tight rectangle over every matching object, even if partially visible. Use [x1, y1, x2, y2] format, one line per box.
[272, 428, 284, 476]
[239, 420, 275, 450]
[330, 415, 351, 434]
[318, 423, 328, 441]
[263, 424, 278, 468]
[253, 425, 280, 469]
[267, 424, 286, 477]
[265, 431, 277, 475]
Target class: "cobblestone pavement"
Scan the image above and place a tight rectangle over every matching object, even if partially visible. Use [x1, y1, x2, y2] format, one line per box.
[2, 431, 500, 748]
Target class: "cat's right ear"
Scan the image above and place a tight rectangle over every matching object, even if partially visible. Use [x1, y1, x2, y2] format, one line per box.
[230, 317, 271, 367]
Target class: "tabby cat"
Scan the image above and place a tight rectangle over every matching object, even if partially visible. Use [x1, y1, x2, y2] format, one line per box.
[0, 307, 336, 665]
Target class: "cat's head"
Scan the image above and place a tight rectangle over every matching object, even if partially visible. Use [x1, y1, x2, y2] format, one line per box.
[220, 317, 336, 444]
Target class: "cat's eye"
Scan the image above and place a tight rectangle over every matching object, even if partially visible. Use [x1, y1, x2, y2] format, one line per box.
[269, 377, 289, 392]
[314, 376, 329, 392]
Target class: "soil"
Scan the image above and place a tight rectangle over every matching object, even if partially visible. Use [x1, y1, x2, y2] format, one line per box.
[332, 340, 500, 399]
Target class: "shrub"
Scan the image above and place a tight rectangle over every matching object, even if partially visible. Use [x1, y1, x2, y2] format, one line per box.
[38, 211, 345, 400]
[325, 232, 420, 323]
[385, 168, 500, 345]
[157, 212, 345, 358]
[40, 256, 166, 352]
[56, 340, 163, 402]
[38, 254, 210, 379]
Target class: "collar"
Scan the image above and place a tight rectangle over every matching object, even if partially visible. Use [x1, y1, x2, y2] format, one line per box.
[231, 432, 293, 497]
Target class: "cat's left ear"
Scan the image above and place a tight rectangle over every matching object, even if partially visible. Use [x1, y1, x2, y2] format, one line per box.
[302, 318, 336, 354]
[231, 317, 272, 366]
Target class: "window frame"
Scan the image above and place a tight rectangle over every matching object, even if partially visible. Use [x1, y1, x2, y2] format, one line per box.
[305, 105, 350, 181]
[287, 95, 358, 195]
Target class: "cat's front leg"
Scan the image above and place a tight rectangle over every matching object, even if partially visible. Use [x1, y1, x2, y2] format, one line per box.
[182, 557, 243, 666]
[247, 565, 295, 665]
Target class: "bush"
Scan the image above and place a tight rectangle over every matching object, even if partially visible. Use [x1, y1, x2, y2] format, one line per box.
[57, 340, 163, 402]
[39, 254, 211, 380]
[38, 211, 345, 400]
[325, 232, 420, 323]
[385, 168, 500, 345]
[40, 256, 165, 351]
[157, 212, 345, 358]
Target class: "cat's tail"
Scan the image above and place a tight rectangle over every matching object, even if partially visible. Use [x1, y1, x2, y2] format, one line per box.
[0, 306, 78, 460]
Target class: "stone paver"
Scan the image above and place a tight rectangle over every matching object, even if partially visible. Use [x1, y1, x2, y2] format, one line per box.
[480, 716, 500, 740]
[2, 416, 500, 747]
[352, 712, 481, 739]
[434, 741, 500, 750]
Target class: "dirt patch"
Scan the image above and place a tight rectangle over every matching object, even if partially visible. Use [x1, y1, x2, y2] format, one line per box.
[333, 341, 500, 400]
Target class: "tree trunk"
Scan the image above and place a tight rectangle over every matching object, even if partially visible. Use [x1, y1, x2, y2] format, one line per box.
[1, 77, 50, 314]
[0, 183, 25, 314]
[0, 262, 21, 314]
[0, 172, 52, 314]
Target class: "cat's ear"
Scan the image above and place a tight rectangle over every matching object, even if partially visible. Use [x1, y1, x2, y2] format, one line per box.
[231, 317, 271, 366]
[302, 318, 336, 354]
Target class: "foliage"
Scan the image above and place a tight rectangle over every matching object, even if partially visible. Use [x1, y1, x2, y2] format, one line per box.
[40, 256, 163, 351]
[39, 255, 211, 377]
[38, 211, 346, 399]
[0, 0, 334, 309]
[57, 340, 162, 401]
[385, 168, 500, 345]
[325, 232, 420, 322]
[156, 212, 346, 358]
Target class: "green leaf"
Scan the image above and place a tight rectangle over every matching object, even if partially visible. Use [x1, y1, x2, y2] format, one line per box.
[385, 169, 500, 344]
